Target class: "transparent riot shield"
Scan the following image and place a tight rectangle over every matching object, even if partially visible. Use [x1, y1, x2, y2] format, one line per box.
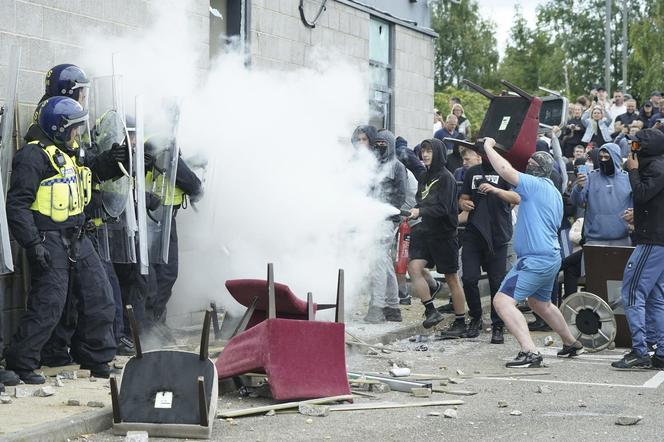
[91, 74, 136, 263]
[134, 95, 149, 274]
[146, 102, 180, 264]
[0, 45, 20, 274]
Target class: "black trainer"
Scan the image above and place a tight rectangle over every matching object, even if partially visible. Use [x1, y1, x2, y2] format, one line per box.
[516, 301, 531, 312]
[647, 342, 658, 354]
[0, 368, 20, 386]
[527, 315, 552, 332]
[437, 301, 454, 314]
[423, 309, 445, 329]
[439, 319, 467, 338]
[116, 335, 136, 356]
[430, 281, 443, 300]
[398, 292, 412, 305]
[490, 325, 504, 344]
[505, 351, 543, 368]
[14, 370, 46, 384]
[81, 363, 111, 379]
[383, 307, 403, 322]
[557, 341, 585, 358]
[464, 317, 483, 338]
[611, 351, 651, 369]
[652, 354, 664, 370]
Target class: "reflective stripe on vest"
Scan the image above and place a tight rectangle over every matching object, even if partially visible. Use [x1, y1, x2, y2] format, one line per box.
[145, 170, 184, 206]
[29, 141, 92, 222]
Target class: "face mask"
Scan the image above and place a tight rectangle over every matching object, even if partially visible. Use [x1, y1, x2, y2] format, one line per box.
[599, 159, 615, 176]
[526, 163, 545, 177]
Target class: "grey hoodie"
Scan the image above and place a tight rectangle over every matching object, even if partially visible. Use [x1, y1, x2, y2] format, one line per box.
[374, 130, 407, 212]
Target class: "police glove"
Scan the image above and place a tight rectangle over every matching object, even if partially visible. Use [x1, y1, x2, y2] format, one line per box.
[144, 152, 155, 170]
[110, 142, 129, 163]
[189, 189, 203, 203]
[146, 192, 161, 211]
[27, 243, 51, 270]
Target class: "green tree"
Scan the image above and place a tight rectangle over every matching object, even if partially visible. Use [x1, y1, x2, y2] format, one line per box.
[498, 7, 541, 92]
[629, 0, 664, 101]
[430, 0, 500, 90]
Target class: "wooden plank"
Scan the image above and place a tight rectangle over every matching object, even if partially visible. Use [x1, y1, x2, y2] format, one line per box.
[466, 371, 552, 378]
[217, 394, 353, 418]
[431, 386, 477, 396]
[329, 400, 464, 412]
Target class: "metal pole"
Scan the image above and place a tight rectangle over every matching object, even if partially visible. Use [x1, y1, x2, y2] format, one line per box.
[622, 0, 628, 90]
[605, 0, 612, 95]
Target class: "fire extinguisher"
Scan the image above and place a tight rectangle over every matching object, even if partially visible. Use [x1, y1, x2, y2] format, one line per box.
[395, 219, 411, 275]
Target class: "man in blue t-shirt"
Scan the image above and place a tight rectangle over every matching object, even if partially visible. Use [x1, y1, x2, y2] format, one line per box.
[482, 137, 584, 368]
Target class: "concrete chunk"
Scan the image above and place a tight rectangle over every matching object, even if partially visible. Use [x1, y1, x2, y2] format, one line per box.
[34, 386, 55, 397]
[370, 383, 391, 393]
[411, 387, 432, 398]
[125, 431, 149, 442]
[67, 399, 81, 406]
[616, 416, 642, 426]
[498, 400, 509, 408]
[0, 395, 12, 404]
[14, 386, 32, 398]
[87, 401, 105, 408]
[298, 404, 330, 417]
[443, 409, 457, 419]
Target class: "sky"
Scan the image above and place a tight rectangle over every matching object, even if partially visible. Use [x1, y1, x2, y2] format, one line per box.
[475, 0, 545, 57]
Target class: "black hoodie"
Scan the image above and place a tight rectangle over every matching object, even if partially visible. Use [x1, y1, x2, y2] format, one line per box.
[415, 138, 458, 237]
[629, 128, 664, 245]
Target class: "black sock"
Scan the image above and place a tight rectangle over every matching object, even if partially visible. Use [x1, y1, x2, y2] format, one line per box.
[455, 314, 465, 323]
[422, 299, 436, 313]
[427, 280, 438, 292]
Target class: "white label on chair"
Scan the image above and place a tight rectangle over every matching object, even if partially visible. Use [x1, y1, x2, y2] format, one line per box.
[498, 116, 511, 131]
[154, 391, 173, 409]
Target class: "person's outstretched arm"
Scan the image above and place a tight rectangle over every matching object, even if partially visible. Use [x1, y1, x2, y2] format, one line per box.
[483, 137, 519, 187]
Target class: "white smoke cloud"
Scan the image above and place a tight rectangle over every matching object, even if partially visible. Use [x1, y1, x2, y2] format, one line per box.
[77, 0, 395, 321]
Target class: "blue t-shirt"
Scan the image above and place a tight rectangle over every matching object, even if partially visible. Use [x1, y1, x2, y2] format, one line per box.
[513, 172, 563, 258]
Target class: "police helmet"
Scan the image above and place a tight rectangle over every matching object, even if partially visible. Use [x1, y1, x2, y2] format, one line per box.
[45, 64, 90, 101]
[38, 96, 89, 145]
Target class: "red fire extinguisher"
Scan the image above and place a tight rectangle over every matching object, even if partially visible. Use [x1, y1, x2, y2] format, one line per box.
[395, 219, 411, 275]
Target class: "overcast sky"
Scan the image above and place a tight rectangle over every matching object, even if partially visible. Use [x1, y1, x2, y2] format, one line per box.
[475, 0, 544, 57]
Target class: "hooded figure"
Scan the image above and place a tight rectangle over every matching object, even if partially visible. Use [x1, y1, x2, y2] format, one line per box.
[352, 125, 377, 148]
[629, 128, 664, 245]
[372, 130, 407, 214]
[395, 136, 426, 180]
[570, 143, 632, 243]
[415, 138, 458, 237]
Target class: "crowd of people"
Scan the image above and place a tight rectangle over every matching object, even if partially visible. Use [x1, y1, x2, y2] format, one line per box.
[354, 86, 664, 370]
[0, 63, 202, 391]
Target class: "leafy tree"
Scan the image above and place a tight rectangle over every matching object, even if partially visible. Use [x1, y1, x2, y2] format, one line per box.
[430, 0, 500, 90]
[629, 0, 664, 101]
[498, 6, 541, 92]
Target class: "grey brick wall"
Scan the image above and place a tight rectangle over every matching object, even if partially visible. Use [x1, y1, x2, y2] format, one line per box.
[249, 0, 435, 144]
[0, 0, 210, 346]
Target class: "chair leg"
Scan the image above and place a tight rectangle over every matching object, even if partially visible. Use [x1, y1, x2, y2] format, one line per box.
[125, 305, 142, 359]
[110, 375, 121, 424]
[335, 269, 345, 324]
[231, 296, 259, 337]
[307, 292, 315, 321]
[200, 308, 212, 361]
[197, 376, 208, 427]
[267, 263, 276, 319]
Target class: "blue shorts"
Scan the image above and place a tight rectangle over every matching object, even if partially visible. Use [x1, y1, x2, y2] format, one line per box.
[499, 255, 561, 302]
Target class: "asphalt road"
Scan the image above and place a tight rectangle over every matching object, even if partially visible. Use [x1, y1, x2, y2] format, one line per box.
[85, 329, 664, 442]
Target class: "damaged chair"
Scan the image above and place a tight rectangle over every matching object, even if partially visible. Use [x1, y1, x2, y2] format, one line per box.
[215, 264, 350, 401]
[110, 308, 218, 439]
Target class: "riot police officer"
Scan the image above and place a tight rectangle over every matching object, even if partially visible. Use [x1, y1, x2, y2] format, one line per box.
[3, 97, 117, 383]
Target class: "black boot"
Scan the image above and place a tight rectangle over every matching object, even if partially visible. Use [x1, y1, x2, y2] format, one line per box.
[383, 307, 403, 322]
[491, 325, 505, 344]
[0, 368, 20, 386]
[527, 313, 552, 331]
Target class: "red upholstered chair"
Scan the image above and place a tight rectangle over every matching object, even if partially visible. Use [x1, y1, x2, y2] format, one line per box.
[215, 265, 350, 401]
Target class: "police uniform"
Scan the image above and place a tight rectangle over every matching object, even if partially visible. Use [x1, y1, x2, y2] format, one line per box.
[4, 132, 116, 373]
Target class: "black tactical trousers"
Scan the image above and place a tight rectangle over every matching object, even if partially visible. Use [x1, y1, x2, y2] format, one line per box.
[5, 231, 116, 371]
[461, 231, 506, 327]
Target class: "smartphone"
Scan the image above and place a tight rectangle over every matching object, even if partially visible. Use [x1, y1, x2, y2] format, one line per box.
[577, 165, 587, 175]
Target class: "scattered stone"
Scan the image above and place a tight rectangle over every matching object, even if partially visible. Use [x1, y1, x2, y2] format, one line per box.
[443, 409, 458, 419]
[498, 400, 509, 408]
[370, 383, 391, 393]
[305, 418, 313, 424]
[226, 418, 238, 426]
[438, 366, 448, 370]
[53, 376, 65, 387]
[298, 404, 330, 417]
[411, 387, 432, 398]
[125, 431, 149, 442]
[544, 336, 554, 347]
[59, 370, 77, 380]
[34, 386, 56, 397]
[389, 365, 411, 377]
[439, 380, 448, 386]
[367, 349, 379, 356]
[415, 344, 428, 351]
[87, 401, 105, 408]
[428, 412, 441, 417]
[473, 370, 481, 374]
[89, 377, 98, 383]
[536, 385, 552, 394]
[456, 369, 465, 376]
[578, 402, 587, 408]
[77, 369, 91, 378]
[67, 399, 81, 406]
[0, 395, 12, 404]
[510, 410, 522, 416]
[388, 359, 414, 369]
[615, 416, 642, 426]
[114, 362, 125, 370]
[14, 387, 32, 398]
[265, 410, 276, 416]
[449, 378, 464, 385]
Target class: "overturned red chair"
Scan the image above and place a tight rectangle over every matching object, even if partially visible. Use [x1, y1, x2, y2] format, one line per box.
[215, 264, 350, 401]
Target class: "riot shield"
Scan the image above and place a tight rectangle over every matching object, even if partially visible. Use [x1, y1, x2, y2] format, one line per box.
[134, 96, 149, 274]
[0, 45, 21, 274]
[91, 74, 136, 264]
[146, 102, 180, 264]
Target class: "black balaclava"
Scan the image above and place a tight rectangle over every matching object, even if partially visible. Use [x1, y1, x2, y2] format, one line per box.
[598, 148, 615, 176]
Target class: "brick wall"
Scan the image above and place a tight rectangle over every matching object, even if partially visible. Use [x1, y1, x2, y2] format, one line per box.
[249, 0, 435, 144]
